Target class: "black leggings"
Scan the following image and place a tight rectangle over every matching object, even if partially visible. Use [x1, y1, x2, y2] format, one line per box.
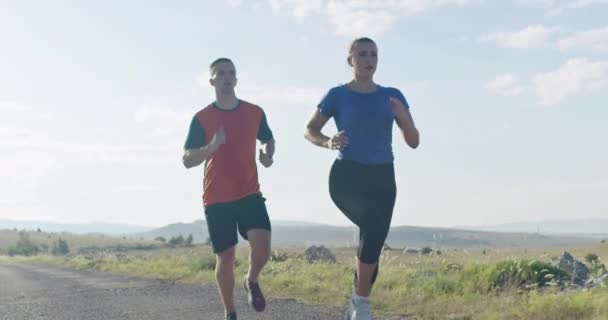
[329, 159, 396, 265]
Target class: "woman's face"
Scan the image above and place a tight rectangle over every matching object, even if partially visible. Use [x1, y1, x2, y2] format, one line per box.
[348, 41, 378, 79]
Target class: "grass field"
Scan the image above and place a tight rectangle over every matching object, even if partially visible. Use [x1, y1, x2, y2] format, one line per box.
[2, 229, 607, 320]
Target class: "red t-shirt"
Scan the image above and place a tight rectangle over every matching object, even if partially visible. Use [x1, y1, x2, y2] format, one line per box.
[184, 100, 273, 206]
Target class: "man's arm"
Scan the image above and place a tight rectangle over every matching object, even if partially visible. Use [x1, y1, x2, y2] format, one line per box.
[182, 116, 224, 169]
[261, 138, 275, 159]
[258, 138, 275, 168]
[183, 139, 220, 169]
[257, 111, 275, 168]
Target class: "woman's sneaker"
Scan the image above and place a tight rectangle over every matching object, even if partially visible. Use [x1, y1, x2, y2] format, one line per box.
[225, 311, 237, 320]
[344, 295, 372, 320]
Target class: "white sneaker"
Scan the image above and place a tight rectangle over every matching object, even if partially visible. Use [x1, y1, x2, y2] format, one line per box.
[344, 296, 372, 320]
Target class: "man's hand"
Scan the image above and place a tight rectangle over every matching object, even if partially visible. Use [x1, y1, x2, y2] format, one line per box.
[209, 127, 226, 151]
[259, 148, 273, 168]
[325, 131, 349, 150]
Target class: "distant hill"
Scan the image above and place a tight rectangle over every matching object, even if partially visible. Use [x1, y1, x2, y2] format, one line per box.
[467, 218, 608, 238]
[133, 221, 596, 249]
[0, 219, 154, 235]
[2, 218, 600, 249]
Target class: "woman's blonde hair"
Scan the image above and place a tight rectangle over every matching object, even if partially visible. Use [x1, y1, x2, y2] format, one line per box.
[349, 37, 376, 54]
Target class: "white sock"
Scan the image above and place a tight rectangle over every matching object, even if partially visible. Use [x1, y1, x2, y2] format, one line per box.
[352, 292, 369, 302]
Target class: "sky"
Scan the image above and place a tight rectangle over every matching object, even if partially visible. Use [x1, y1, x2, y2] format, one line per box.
[1, 0, 607, 229]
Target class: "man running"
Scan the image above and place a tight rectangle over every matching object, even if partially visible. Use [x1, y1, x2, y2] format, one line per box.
[183, 57, 275, 320]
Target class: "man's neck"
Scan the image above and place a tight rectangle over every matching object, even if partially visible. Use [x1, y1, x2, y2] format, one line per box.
[214, 94, 239, 110]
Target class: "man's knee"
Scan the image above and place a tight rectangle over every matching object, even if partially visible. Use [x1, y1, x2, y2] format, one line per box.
[216, 246, 236, 263]
[247, 230, 271, 260]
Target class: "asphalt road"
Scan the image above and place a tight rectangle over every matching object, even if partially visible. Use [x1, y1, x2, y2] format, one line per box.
[0, 263, 347, 320]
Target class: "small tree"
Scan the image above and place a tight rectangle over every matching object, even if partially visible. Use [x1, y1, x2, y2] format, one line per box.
[585, 253, 600, 264]
[154, 236, 166, 243]
[168, 235, 184, 247]
[52, 238, 70, 255]
[421, 246, 433, 255]
[8, 232, 40, 256]
[185, 234, 194, 246]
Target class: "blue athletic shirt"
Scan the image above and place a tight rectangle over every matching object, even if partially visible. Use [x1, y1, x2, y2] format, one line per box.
[317, 84, 409, 165]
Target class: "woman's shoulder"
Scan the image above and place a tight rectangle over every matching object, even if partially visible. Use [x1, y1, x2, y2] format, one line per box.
[327, 83, 349, 94]
[378, 85, 403, 95]
[320, 83, 349, 100]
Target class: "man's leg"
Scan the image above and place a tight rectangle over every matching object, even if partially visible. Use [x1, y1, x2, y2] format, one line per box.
[216, 245, 237, 315]
[242, 229, 270, 312]
[246, 229, 271, 282]
[205, 202, 239, 317]
[236, 195, 272, 312]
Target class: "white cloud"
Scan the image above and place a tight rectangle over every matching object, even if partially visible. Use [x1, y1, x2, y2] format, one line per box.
[0, 127, 51, 148]
[0, 101, 54, 121]
[481, 25, 559, 48]
[226, 0, 243, 7]
[533, 58, 608, 106]
[195, 71, 324, 107]
[56, 141, 179, 165]
[567, 0, 608, 8]
[0, 125, 180, 168]
[487, 58, 608, 105]
[0, 101, 28, 112]
[0, 150, 58, 186]
[111, 185, 162, 193]
[327, 2, 396, 36]
[510, 180, 608, 194]
[237, 83, 325, 107]
[558, 26, 608, 51]
[0, 128, 58, 205]
[134, 105, 192, 136]
[515, 0, 608, 16]
[264, 0, 481, 35]
[269, 0, 325, 18]
[486, 74, 528, 96]
[0, 151, 57, 211]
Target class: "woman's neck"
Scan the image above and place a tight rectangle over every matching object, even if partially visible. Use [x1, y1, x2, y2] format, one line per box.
[348, 78, 377, 93]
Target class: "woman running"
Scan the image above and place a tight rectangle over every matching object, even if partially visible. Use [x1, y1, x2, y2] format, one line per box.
[304, 37, 419, 320]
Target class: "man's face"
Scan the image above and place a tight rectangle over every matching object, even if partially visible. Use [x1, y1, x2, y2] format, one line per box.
[209, 62, 237, 94]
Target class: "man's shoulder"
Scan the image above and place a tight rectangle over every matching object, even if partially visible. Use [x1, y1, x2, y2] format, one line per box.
[194, 103, 216, 118]
[238, 99, 263, 111]
[237, 100, 266, 118]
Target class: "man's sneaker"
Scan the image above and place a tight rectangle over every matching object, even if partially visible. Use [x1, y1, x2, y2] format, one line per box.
[225, 311, 237, 320]
[243, 276, 266, 312]
[344, 296, 372, 320]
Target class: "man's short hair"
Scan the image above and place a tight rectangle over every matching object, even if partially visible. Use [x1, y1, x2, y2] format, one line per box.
[209, 58, 234, 74]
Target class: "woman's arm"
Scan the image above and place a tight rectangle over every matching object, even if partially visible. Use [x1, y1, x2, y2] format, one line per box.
[304, 110, 348, 150]
[390, 97, 419, 149]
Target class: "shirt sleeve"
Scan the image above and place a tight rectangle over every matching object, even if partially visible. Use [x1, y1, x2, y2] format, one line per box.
[317, 88, 336, 118]
[391, 88, 410, 110]
[257, 110, 274, 143]
[183, 116, 207, 149]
